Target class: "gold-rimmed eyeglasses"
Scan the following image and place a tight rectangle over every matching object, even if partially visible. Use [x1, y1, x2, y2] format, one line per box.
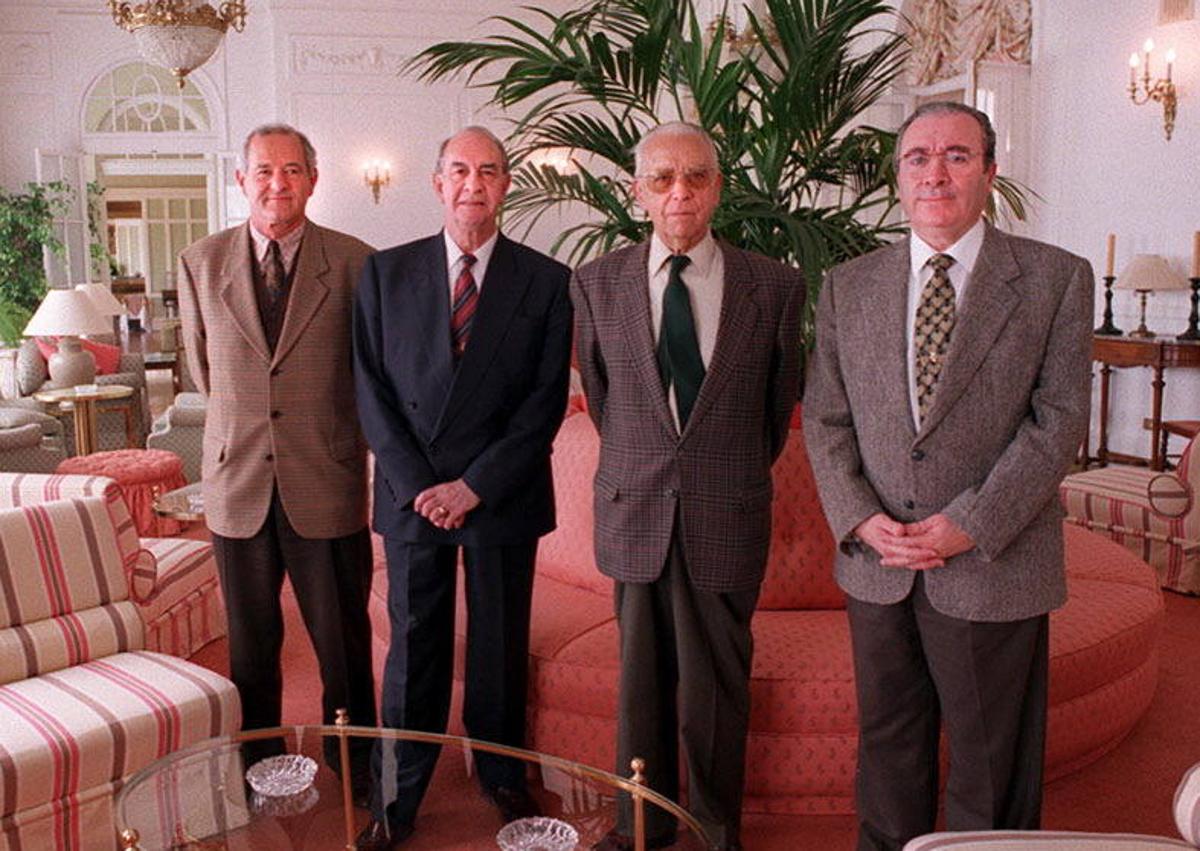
[898, 150, 981, 172]
[636, 168, 717, 194]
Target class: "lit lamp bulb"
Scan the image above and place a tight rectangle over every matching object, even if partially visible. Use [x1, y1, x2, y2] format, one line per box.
[363, 160, 391, 204]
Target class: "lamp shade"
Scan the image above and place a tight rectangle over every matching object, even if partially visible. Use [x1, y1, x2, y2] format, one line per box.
[23, 289, 111, 337]
[74, 283, 126, 316]
[1114, 254, 1190, 292]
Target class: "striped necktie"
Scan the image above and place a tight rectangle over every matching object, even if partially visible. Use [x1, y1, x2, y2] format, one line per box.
[450, 253, 478, 360]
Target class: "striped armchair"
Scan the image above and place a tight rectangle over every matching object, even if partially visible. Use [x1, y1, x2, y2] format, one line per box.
[0, 472, 227, 658]
[0, 491, 239, 849]
[1060, 430, 1200, 594]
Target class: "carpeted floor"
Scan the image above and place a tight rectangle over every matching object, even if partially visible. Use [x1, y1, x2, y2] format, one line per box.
[184, 560, 1200, 849]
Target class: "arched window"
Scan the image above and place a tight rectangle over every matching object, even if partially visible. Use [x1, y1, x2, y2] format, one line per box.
[84, 62, 211, 134]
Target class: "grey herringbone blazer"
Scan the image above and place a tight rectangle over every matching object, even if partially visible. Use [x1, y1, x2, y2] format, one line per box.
[571, 239, 804, 593]
[802, 224, 1094, 621]
[179, 221, 373, 540]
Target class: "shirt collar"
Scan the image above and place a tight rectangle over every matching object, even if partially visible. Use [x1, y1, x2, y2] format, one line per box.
[444, 229, 499, 272]
[648, 231, 718, 277]
[249, 221, 306, 261]
[909, 218, 985, 278]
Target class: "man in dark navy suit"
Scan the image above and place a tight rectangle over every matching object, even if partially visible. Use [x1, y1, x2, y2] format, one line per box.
[352, 126, 572, 849]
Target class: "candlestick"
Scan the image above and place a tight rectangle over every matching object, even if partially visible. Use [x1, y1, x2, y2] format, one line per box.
[1105, 233, 1116, 277]
[1095, 274, 1122, 335]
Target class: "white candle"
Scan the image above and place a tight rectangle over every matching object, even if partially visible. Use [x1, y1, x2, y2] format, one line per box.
[1105, 233, 1116, 277]
[1192, 231, 1200, 279]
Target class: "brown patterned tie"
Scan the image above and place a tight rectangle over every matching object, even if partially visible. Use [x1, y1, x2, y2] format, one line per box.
[914, 253, 956, 422]
[264, 240, 285, 303]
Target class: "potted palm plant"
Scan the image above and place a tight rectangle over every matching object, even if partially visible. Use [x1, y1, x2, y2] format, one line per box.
[406, 0, 1029, 343]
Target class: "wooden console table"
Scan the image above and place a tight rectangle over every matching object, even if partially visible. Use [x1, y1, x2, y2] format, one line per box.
[1091, 335, 1200, 470]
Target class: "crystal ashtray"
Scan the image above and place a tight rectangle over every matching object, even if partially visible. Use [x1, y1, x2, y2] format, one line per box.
[251, 784, 319, 817]
[244, 754, 318, 797]
[496, 816, 579, 851]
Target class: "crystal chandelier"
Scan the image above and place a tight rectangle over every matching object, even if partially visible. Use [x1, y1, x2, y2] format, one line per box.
[108, 1, 248, 88]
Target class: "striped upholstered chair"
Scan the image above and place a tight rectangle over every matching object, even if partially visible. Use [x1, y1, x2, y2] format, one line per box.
[1060, 431, 1200, 594]
[0, 492, 239, 848]
[0, 472, 226, 658]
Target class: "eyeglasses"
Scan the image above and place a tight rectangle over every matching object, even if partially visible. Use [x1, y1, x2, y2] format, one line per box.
[898, 150, 981, 171]
[636, 168, 717, 194]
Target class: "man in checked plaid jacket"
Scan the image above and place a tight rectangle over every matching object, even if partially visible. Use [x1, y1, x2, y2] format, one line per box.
[571, 122, 804, 851]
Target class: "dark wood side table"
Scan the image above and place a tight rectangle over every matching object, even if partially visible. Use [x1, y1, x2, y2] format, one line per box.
[1091, 335, 1200, 470]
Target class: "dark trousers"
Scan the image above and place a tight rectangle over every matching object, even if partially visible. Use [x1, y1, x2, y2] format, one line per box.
[614, 537, 759, 850]
[210, 490, 377, 747]
[372, 538, 537, 828]
[846, 574, 1049, 851]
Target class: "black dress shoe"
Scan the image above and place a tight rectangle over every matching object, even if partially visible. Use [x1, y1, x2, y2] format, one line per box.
[354, 817, 414, 850]
[591, 828, 676, 850]
[483, 785, 541, 823]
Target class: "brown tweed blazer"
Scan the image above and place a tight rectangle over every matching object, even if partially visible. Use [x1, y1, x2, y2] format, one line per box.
[802, 224, 1094, 621]
[178, 221, 373, 540]
[571, 239, 804, 593]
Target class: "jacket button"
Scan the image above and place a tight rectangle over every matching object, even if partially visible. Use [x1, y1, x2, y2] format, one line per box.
[265, 453, 274, 462]
[665, 488, 678, 498]
[408, 401, 418, 410]
[429, 445, 438, 456]
[911, 449, 925, 461]
[905, 499, 915, 510]
[270, 410, 282, 419]
[270, 367, 281, 377]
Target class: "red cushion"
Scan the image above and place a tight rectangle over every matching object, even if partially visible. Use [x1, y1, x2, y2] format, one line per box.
[33, 337, 122, 375]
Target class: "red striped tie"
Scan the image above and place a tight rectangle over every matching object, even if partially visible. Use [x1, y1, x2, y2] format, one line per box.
[450, 253, 478, 359]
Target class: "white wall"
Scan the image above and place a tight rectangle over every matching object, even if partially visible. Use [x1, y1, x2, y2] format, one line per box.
[1029, 1, 1200, 461]
[1, 0, 1198, 459]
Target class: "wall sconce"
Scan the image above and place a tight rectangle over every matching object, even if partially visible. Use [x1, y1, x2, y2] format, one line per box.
[1128, 39, 1178, 140]
[363, 161, 390, 204]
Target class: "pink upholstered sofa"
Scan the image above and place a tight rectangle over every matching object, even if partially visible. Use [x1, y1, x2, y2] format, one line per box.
[523, 411, 1163, 814]
[367, 408, 1164, 815]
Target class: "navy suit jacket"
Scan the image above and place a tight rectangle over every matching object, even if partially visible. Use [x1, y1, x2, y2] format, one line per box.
[353, 232, 572, 545]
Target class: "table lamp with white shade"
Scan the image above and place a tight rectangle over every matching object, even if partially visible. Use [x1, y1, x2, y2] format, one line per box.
[23, 289, 112, 387]
[1114, 254, 1190, 338]
[75, 282, 127, 340]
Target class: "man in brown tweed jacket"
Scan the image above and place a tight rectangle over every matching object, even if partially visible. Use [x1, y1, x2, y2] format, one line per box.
[571, 122, 804, 851]
[178, 124, 376, 790]
[803, 102, 1094, 850]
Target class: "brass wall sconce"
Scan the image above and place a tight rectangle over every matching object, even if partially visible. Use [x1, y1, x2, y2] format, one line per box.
[363, 161, 390, 205]
[1128, 39, 1178, 140]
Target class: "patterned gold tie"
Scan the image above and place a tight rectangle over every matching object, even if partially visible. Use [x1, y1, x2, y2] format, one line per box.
[914, 253, 956, 422]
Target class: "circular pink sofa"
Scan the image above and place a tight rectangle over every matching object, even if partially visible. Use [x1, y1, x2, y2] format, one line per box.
[517, 410, 1164, 815]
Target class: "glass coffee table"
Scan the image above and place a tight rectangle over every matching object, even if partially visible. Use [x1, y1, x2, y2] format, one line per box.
[115, 715, 712, 850]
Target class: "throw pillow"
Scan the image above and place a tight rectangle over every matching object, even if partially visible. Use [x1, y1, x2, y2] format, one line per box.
[15, 339, 48, 396]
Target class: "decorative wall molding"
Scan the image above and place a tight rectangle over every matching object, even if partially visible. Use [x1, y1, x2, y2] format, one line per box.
[290, 35, 416, 77]
[902, 0, 1031, 86]
[0, 33, 52, 78]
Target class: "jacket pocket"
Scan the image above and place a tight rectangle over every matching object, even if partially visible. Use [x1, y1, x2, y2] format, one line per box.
[593, 473, 620, 502]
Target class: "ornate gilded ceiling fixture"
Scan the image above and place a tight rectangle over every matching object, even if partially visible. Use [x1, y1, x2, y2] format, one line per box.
[107, 1, 248, 88]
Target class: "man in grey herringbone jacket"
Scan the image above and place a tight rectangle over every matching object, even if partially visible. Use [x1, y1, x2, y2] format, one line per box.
[803, 102, 1093, 851]
[571, 123, 803, 851]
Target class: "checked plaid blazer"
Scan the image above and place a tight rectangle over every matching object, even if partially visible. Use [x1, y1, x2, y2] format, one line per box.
[179, 221, 373, 540]
[571, 239, 804, 593]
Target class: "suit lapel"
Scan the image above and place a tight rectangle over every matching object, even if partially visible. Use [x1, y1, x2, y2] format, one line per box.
[918, 224, 1021, 436]
[272, 223, 330, 366]
[866, 238, 918, 438]
[435, 235, 527, 437]
[218, 223, 271, 364]
[618, 243, 678, 438]
[680, 242, 760, 439]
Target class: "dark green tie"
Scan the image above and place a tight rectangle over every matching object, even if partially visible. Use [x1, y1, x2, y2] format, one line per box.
[657, 253, 705, 428]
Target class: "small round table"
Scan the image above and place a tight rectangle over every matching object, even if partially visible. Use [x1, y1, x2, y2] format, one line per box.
[34, 384, 133, 456]
[57, 448, 187, 536]
[115, 720, 713, 850]
[152, 481, 204, 523]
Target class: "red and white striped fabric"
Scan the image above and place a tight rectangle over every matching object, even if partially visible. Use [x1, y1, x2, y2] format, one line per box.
[0, 651, 239, 843]
[1060, 435, 1200, 594]
[0, 473, 226, 659]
